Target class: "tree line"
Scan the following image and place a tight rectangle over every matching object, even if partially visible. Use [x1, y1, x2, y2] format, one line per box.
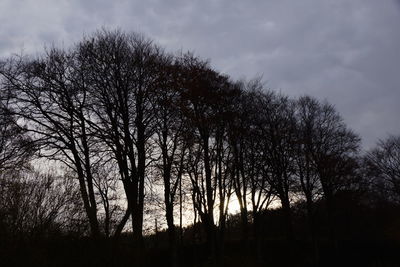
[1, 29, 399, 266]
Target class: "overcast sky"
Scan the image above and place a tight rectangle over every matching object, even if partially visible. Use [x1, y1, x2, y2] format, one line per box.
[1, 0, 399, 149]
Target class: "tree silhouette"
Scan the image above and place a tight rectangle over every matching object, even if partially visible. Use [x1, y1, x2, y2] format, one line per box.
[0, 28, 399, 267]
[366, 136, 400, 202]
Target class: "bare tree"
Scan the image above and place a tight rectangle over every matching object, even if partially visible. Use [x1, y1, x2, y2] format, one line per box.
[293, 96, 323, 242]
[302, 98, 360, 243]
[365, 135, 400, 202]
[227, 80, 275, 263]
[312, 102, 359, 203]
[92, 162, 125, 238]
[0, 78, 34, 171]
[228, 80, 275, 242]
[152, 54, 187, 266]
[255, 91, 297, 240]
[77, 30, 164, 244]
[0, 170, 79, 240]
[179, 54, 237, 262]
[0, 50, 102, 237]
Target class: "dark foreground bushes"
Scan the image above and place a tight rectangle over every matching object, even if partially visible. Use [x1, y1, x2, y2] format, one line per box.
[1, 237, 399, 267]
[2, 199, 400, 267]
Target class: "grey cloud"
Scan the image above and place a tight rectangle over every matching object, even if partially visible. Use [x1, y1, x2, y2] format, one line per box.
[1, 0, 399, 149]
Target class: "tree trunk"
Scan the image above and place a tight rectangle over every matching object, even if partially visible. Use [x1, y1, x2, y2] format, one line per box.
[253, 212, 263, 264]
[281, 195, 293, 240]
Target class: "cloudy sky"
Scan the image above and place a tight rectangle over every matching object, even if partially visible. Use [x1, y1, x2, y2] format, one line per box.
[1, 0, 399, 149]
